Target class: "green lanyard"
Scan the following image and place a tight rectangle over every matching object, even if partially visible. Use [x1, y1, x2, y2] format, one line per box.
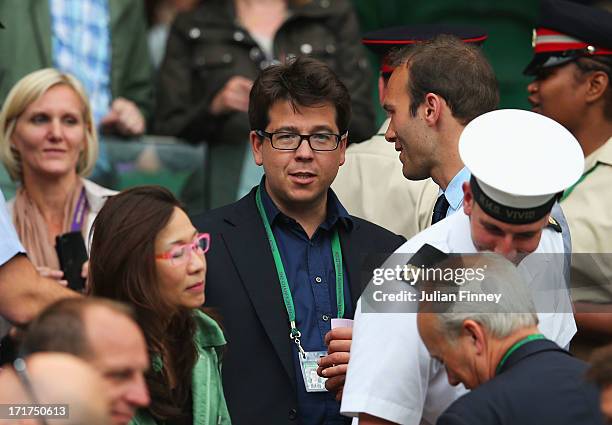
[255, 186, 345, 358]
[495, 333, 545, 375]
[560, 163, 600, 201]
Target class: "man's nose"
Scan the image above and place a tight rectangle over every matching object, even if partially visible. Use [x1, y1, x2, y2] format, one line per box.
[385, 125, 397, 143]
[446, 369, 461, 387]
[125, 374, 150, 408]
[494, 235, 517, 260]
[294, 137, 315, 158]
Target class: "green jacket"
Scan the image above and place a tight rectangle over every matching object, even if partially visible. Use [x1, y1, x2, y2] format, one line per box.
[131, 310, 231, 425]
[0, 0, 153, 121]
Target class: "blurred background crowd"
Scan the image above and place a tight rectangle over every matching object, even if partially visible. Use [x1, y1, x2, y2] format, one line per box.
[1, 0, 602, 214]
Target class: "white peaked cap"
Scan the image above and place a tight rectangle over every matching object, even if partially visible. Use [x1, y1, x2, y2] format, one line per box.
[459, 109, 584, 211]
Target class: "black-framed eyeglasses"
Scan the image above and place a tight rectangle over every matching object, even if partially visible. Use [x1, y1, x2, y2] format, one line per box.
[255, 130, 345, 151]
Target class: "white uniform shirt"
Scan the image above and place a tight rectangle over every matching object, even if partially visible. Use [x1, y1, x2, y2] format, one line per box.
[0, 189, 24, 266]
[341, 209, 576, 425]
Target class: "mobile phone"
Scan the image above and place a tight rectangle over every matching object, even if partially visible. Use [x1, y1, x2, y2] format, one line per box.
[55, 231, 88, 292]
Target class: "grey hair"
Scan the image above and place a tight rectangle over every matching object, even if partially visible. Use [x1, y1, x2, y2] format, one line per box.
[419, 253, 538, 341]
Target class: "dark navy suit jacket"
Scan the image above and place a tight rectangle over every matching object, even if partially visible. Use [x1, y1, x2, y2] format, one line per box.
[437, 339, 604, 425]
[192, 187, 405, 425]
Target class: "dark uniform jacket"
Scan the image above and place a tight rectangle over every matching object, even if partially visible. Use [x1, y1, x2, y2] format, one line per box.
[154, 0, 376, 145]
[437, 339, 604, 425]
[192, 187, 405, 425]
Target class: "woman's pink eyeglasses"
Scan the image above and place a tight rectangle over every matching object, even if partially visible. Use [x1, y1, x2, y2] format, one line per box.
[155, 233, 210, 266]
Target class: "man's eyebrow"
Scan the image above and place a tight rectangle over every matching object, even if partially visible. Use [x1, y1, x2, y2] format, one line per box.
[482, 221, 502, 231]
[310, 125, 336, 133]
[517, 231, 537, 238]
[271, 126, 299, 133]
[272, 125, 336, 133]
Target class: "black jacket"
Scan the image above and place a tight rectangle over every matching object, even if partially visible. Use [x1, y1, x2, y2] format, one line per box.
[154, 0, 376, 145]
[437, 339, 604, 425]
[192, 187, 404, 425]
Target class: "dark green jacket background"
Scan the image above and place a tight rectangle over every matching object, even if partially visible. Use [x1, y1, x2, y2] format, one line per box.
[154, 0, 376, 145]
[0, 0, 153, 123]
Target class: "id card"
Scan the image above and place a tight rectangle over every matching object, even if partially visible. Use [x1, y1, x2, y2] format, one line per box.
[298, 351, 328, 392]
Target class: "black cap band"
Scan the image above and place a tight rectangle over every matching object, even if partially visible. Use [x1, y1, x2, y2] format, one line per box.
[470, 176, 557, 224]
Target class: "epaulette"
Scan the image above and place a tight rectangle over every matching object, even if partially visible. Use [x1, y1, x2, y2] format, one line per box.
[547, 216, 562, 233]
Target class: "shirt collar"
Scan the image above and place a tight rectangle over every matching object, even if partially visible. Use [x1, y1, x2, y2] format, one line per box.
[497, 338, 564, 375]
[584, 136, 612, 169]
[258, 177, 353, 232]
[442, 167, 471, 210]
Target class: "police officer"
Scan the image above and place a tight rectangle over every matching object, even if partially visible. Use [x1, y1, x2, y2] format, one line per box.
[525, 0, 612, 357]
[341, 109, 584, 425]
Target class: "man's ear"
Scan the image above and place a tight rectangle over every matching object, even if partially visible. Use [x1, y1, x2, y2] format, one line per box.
[585, 70, 609, 104]
[463, 319, 486, 355]
[462, 182, 474, 215]
[250, 131, 264, 166]
[338, 133, 348, 166]
[377, 75, 387, 106]
[422, 93, 443, 127]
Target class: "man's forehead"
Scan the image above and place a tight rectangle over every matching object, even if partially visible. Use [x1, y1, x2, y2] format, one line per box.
[268, 100, 338, 129]
[83, 307, 147, 360]
[385, 69, 408, 103]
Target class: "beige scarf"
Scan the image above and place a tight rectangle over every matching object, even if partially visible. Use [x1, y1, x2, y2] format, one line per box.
[13, 179, 86, 269]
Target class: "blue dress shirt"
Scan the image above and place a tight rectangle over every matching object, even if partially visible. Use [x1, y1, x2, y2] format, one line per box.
[439, 166, 471, 218]
[0, 189, 24, 266]
[259, 179, 353, 425]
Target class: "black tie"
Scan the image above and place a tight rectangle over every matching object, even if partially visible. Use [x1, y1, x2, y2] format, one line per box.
[431, 194, 450, 225]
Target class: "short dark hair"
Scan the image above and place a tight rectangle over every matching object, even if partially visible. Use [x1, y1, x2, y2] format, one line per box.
[587, 344, 612, 388]
[391, 34, 499, 125]
[248, 56, 352, 134]
[574, 56, 612, 120]
[21, 298, 135, 358]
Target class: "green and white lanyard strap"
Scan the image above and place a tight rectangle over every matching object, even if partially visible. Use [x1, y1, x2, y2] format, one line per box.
[255, 186, 345, 359]
[560, 163, 600, 201]
[495, 333, 546, 376]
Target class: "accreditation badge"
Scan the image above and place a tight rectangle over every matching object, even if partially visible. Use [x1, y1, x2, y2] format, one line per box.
[298, 351, 328, 392]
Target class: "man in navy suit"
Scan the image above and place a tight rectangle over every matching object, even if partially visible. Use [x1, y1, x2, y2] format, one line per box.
[417, 253, 604, 425]
[192, 56, 405, 425]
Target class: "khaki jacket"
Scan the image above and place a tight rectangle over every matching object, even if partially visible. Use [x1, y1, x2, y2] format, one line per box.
[561, 137, 612, 302]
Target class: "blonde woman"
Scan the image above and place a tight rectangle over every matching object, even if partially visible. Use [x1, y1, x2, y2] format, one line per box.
[0, 68, 115, 285]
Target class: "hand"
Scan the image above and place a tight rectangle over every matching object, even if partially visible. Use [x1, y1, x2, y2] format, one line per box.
[209, 76, 253, 115]
[36, 266, 68, 287]
[100, 97, 145, 136]
[81, 261, 90, 294]
[316, 327, 352, 401]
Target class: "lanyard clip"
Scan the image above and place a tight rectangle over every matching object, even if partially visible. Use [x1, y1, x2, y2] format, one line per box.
[290, 323, 306, 359]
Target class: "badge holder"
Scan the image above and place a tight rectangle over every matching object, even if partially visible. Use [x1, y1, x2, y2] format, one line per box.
[298, 351, 328, 392]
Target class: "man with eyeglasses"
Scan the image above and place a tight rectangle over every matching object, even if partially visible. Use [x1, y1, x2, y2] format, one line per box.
[193, 56, 405, 425]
